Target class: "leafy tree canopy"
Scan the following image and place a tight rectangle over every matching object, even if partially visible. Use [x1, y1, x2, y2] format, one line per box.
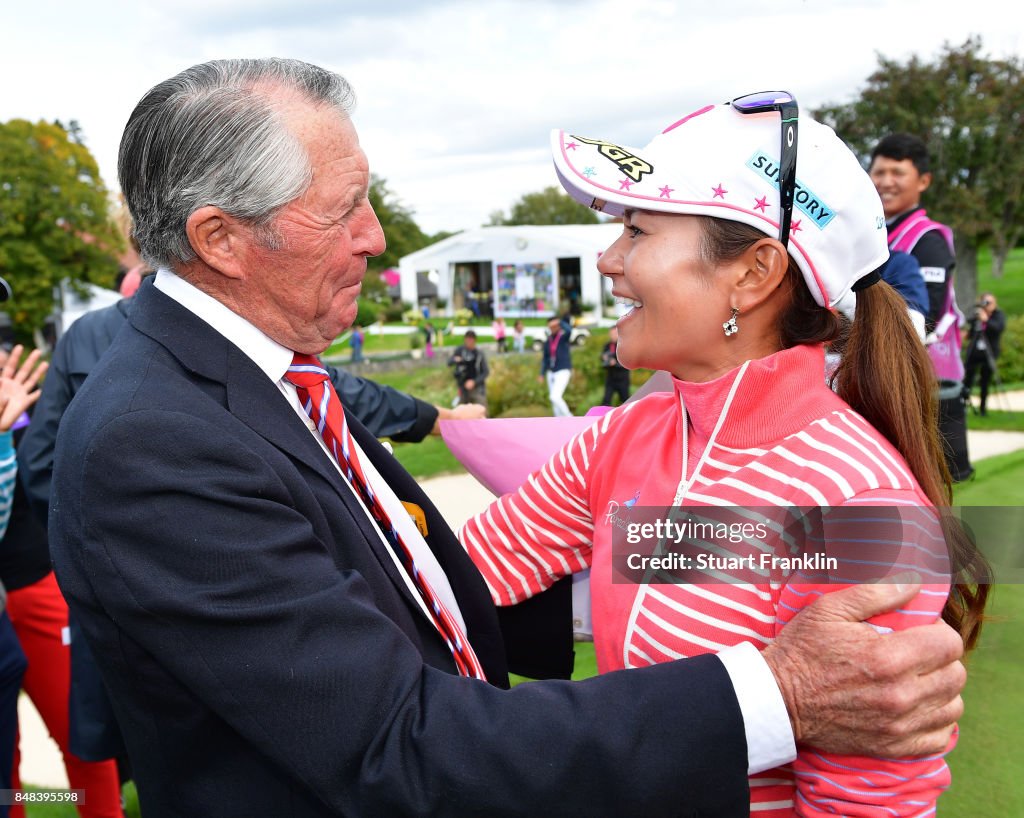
[0, 119, 123, 342]
[488, 185, 600, 226]
[815, 36, 1024, 305]
[367, 174, 430, 270]
[363, 174, 433, 302]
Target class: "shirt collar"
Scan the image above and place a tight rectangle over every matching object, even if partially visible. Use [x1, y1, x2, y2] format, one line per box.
[153, 268, 294, 382]
[671, 344, 844, 447]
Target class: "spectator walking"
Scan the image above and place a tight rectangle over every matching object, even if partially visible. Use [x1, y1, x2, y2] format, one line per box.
[448, 330, 489, 406]
[349, 323, 365, 363]
[492, 317, 507, 353]
[422, 321, 436, 360]
[599, 326, 630, 407]
[512, 319, 526, 353]
[541, 315, 573, 416]
[963, 292, 1006, 416]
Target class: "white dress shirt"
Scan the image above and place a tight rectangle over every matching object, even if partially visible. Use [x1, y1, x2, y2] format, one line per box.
[153, 270, 467, 636]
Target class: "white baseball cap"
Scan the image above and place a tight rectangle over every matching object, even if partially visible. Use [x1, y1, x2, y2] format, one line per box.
[551, 95, 889, 312]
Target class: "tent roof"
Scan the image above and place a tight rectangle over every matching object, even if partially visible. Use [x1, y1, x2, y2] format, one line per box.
[400, 223, 621, 266]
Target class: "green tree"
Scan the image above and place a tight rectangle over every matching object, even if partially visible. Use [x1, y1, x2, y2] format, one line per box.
[815, 37, 1024, 308]
[362, 174, 433, 308]
[488, 185, 600, 226]
[367, 174, 431, 271]
[0, 119, 123, 341]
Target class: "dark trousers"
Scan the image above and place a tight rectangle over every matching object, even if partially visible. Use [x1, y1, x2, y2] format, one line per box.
[0, 611, 27, 818]
[458, 384, 487, 406]
[963, 348, 997, 413]
[602, 372, 631, 407]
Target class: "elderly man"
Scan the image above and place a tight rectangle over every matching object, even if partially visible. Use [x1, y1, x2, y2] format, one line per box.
[50, 59, 966, 817]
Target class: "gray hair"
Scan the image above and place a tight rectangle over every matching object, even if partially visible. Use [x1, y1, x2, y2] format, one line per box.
[118, 58, 355, 271]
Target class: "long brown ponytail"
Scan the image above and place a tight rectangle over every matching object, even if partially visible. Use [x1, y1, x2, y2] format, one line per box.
[699, 216, 989, 649]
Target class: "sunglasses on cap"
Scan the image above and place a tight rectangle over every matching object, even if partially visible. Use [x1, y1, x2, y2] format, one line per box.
[730, 91, 799, 249]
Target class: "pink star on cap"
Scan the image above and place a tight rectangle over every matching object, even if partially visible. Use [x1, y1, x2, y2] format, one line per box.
[753, 196, 768, 212]
[791, 220, 803, 234]
[712, 183, 727, 199]
[565, 141, 579, 150]
[619, 178, 634, 191]
[659, 185, 674, 198]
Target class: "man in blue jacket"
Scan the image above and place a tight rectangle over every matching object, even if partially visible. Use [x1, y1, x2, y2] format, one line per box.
[540, 314, 573, 416]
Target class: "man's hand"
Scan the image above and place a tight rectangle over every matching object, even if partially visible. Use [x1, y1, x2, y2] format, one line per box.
[0, 345, 48, 432]
[762, 581, 965, 757]
[447, 403, 486, 421]
[431, 402, 487, 435]
[464, 378, 475, 391]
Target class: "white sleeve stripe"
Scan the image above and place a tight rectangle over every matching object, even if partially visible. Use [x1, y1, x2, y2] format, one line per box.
[834, 413, 912, 486]
[462, 524, 520, 602]
[745, 461, 831, 506]
[646, 588, 776, 635]
[795, 426, 880, 489]
[771, 446, 855, 497]
[648, 585, 776, 624]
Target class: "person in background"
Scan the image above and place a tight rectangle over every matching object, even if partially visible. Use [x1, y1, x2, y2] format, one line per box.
[869, 133, 972, 480]
[448, 329, 489, 406]
[491, 317, 507, 354]
[462, 91, 988, 816]
[0, 339, 63, 817]
[962, 292, 1006, 416]
[48, 60, 969, 817]
[879, 251, 929, 341]
[421, 320, 436, 360]
[512, 319, 526, 353]
[349, 322, 365, 363]
[599, 325, 630, 407]
[540, 314, 573, 416]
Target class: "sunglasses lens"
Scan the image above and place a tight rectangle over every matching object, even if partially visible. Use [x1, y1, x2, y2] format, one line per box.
[732, 91, 794, 111]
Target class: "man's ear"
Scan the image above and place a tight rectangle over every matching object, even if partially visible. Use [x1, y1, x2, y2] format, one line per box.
[918, 171, 933, 195]
[185, 206, 247, 280]
[732, 238, 788, 311]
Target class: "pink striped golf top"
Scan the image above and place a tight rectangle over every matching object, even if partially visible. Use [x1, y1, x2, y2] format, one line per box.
[460, 343, 953, 817]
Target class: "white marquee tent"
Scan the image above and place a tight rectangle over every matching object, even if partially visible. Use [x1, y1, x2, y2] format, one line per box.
[398, 224, 621, 320]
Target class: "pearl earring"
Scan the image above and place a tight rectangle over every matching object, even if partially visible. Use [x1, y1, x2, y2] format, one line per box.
[723, 307, 740, 337]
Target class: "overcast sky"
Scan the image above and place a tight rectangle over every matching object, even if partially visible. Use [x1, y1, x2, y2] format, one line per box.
[3, 0, 1019, 235]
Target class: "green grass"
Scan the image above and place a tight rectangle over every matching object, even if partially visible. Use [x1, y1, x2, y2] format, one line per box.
[977, 245, 1024, 317]
[965, 407, 1024, 431]
[390, 435, 465, 479]
[942, 585, 1024, 817]
[953, 448, 1024, 505]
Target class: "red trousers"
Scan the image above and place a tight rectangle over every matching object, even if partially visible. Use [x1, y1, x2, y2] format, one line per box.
[6, 572, 124, 818]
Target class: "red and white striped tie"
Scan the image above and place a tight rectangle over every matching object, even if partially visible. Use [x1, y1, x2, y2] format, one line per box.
[286, 353, 486, 680]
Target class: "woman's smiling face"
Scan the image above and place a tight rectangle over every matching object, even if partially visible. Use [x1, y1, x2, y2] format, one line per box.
[597, 211, 741, 382]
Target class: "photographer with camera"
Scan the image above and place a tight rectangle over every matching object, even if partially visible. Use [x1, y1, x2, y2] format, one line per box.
[448, 329, 489, 406]
[963, 292, 1006, 416]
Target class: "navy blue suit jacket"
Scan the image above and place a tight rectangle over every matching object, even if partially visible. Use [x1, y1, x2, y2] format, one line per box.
[49, 280, 749, 817]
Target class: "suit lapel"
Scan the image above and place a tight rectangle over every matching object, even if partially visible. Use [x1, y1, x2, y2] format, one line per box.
[347, 415, 510, 682]
[129, 281, 426, 618]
